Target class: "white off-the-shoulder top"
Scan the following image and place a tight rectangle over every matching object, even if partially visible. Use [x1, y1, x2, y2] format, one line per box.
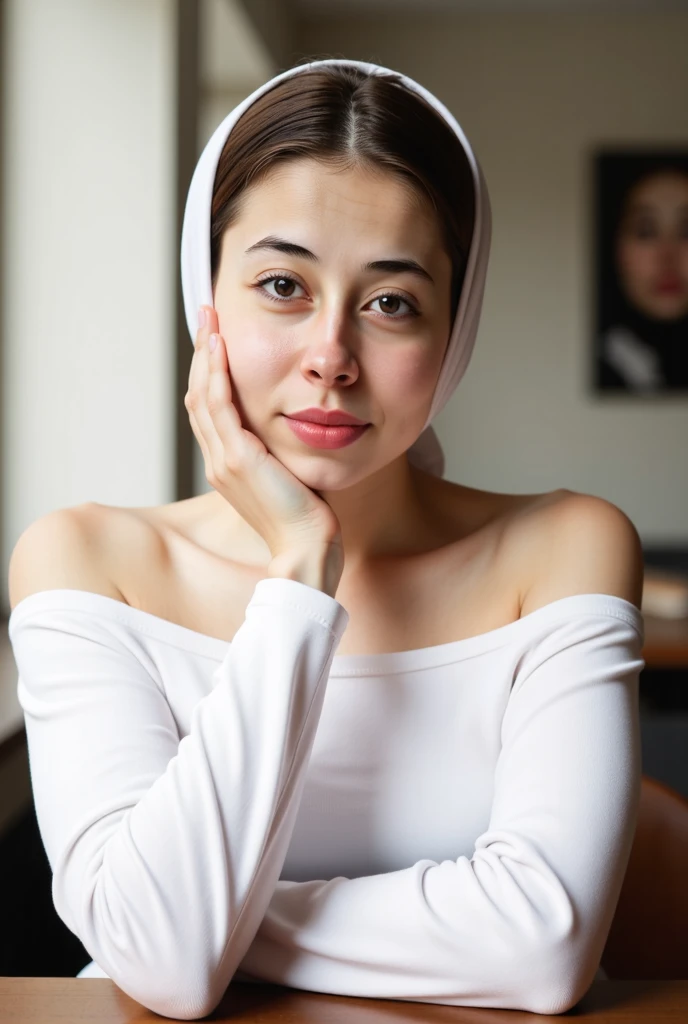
[8, 580, 644, 1019]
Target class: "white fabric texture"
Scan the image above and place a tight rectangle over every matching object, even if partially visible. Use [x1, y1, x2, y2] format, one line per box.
[180, 58, 492, 479]
[9, 585, 642, 1018]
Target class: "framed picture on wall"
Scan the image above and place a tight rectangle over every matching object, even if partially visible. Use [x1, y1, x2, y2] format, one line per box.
[592, 148, 688, 395]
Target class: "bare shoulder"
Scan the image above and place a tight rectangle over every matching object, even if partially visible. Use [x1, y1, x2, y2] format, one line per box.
[515, 489, 644, 617]
[8, 502, 136, 612]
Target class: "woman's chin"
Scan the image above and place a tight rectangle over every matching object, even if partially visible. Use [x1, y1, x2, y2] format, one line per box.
[630, 295, 688, 321]
[276, 451, 372, 492]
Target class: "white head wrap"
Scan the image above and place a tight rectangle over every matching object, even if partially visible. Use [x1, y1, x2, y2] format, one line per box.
[181, 58, 491, 478]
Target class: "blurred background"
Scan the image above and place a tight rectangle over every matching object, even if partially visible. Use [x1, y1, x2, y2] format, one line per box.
[0, 0, 687, 978]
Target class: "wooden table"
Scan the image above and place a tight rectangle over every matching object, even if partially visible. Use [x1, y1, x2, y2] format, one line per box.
[0, 979, 687, 1022]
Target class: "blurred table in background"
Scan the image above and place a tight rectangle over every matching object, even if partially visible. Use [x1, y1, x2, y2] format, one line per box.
[642, 614, 688, 668]
[638, 548, 688, 802]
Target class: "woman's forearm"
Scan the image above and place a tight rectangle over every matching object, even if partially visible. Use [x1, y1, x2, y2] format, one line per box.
[10, 579, 349, 1019]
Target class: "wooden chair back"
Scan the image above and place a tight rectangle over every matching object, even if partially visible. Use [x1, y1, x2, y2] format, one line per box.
[602, 774, 688, 979]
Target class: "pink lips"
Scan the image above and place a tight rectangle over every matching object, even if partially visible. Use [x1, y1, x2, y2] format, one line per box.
[654, 277, 685, 296]
[286, 407, 369, 426]
[284, 416, 370, 449]
[283, 406, 371, 449]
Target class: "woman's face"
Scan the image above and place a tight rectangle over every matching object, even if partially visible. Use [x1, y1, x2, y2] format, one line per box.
[212, 156, 454, 491]
[615, 170, 688, 321]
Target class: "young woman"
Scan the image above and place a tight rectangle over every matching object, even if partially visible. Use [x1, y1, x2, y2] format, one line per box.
[8, 59, 644, 1019]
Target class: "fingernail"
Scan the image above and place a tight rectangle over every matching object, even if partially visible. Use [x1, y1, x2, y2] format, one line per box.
[198, 307, 207, 329]
[209, 333, 218, 353]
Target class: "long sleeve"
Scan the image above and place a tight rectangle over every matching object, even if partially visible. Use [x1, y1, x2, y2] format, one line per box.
[9, 578, 349, 1021]
[235, 610, 644, 1016]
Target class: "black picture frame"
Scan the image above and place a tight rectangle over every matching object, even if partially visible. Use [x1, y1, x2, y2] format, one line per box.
[592, 148, 688, 396]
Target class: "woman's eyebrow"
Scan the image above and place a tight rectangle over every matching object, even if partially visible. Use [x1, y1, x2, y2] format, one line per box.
[244, 235, 435, 284]
[244, 235, 316, 261]
[368, 258, 435, 285]
[625, 203, 656, 216]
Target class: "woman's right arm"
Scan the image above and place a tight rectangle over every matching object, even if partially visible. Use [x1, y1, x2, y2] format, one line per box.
[8, 512, 348, 1021]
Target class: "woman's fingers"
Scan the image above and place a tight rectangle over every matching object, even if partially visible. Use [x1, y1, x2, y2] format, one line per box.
[186, 305, 262, 486]
[185, 306, 225, 479]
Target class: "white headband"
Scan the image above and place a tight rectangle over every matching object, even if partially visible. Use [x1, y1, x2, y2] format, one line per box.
[180, 58, 491, 478]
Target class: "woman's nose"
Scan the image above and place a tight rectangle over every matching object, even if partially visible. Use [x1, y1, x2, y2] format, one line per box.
[299, 311, 360, 386]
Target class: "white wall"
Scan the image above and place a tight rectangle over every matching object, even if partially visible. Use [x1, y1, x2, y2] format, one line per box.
[300, 10, 688, 542]
[193, 0, 275, 497]
[0, 0, 177, 615]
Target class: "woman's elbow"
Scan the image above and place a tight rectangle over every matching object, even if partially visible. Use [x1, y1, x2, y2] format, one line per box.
[78, 976, 206, 1021]
[515, 942, 597, 1015]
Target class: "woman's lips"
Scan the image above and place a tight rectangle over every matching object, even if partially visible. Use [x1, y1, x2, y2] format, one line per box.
[654, 279, 685, 295]
[284, 415, 370, 449]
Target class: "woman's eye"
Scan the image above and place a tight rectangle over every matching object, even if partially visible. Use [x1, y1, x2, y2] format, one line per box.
[634, 227, 658, 241]
[257, 274, 305, 301]
[369, 294, 419, 319]
[625, 220, 658, 241]
[255, 275, 419, 319]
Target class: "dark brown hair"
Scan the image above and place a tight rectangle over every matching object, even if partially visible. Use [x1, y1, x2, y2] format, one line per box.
[210, 63, 476, 322]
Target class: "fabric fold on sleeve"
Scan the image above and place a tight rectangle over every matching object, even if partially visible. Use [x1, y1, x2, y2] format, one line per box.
[9, 578, 348, 1021]
[235, 610, 644, 1016]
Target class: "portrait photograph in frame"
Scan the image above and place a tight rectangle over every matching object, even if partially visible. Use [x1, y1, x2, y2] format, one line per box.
[592, 148, 688, 396]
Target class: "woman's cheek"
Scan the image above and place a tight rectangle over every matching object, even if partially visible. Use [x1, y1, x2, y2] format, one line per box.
[374, 347, 439, 424]
[226, 322, 289, 383]
[617, 239, 657, 304]
[679, 244, 688, 288]
[216, 325, 279, 434]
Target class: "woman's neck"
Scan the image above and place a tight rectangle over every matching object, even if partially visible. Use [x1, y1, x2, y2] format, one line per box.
[202, 456, 456, 573]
